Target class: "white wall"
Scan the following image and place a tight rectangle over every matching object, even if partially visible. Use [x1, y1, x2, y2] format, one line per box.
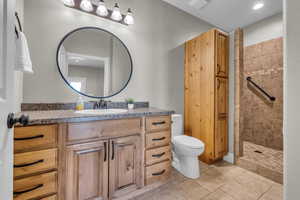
[284, 0, 300, 199]
[244, 13, 283, 46]
[22, 0, 213, 114]
[14, 0, 24, 112]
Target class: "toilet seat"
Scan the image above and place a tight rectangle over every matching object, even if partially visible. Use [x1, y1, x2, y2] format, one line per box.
[173, 135, 204, 149]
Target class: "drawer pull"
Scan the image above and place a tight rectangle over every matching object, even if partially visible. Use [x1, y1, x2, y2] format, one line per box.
[152, 169, 166, 176]
[13, 184, 43, 196]
[14, 134, 44, 141]
[14, 159, 44, 168]
[152, 121, 166, 126]
[152, 152, 166, 158]
[152, 137, 166, 141]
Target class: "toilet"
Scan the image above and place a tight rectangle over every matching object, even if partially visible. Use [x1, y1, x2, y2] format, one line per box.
[171, 114, 205, 179]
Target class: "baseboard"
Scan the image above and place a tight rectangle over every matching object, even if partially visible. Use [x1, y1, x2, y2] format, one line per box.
[223, 152, 234, 164]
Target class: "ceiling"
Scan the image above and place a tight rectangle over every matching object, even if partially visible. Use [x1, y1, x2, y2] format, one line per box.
[162, 0, 283, 31]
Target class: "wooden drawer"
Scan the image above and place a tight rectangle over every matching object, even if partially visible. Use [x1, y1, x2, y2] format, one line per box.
[146, 116, 171, 132]
[67, 118, 142, 143]
[13, 171, 57, 200]
[146, 146, 171, 166]
[41, 195, 57, 200]
[14, 148, 58, 178]
[146, 131, 171, 149]
[14, 125, 58, 153]
[145, 161, 171, 185]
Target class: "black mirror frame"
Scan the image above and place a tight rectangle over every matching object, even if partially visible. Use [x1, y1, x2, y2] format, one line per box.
[56, 26, 133, 99]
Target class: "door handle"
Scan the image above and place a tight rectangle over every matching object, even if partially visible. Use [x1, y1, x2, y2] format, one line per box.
[111, 141, 115, 160]
[7, 113, 29, 128]
[104, 142, 107, 162]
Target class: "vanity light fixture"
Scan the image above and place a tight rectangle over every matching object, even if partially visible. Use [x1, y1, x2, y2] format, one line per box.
[80, 0, 93, 12]
[62, 0, 134, 26]
[111, 3, 122, 21]
[62, 0, 75, 7]
[124, 9, 134, 25]
[253, 0, 264, 10]
[96, 0, 108, 17]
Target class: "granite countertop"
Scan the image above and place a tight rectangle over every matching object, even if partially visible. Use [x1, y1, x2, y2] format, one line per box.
[17, 107, 175, 126]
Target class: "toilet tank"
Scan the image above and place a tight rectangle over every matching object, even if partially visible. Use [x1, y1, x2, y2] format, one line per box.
[171, 114, 183, 137]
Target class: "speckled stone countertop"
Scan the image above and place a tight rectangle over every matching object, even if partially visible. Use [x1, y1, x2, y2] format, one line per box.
[17, 107, 175, 126]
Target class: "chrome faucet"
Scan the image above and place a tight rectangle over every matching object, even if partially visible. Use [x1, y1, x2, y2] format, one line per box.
[93, 100, 111, 109]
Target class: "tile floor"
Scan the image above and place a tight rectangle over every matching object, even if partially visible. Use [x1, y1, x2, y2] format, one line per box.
[134, 161, 283, 200]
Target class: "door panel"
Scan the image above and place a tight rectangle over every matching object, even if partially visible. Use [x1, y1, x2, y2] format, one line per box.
[65, 141, 108, 200]
[109, 135, 142, 199]
[216, 32, 229, 77]
[0, 0, 16, 199]
[215, 77, 228, 159]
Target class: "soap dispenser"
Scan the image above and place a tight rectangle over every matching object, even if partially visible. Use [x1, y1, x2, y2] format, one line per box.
[76, 96, 84, 111]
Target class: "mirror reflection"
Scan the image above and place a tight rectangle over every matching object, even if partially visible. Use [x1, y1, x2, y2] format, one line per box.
[57, 27, 132, 98]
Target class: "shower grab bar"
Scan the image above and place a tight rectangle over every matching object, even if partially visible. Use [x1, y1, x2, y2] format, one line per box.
[246, 77, 276, 102]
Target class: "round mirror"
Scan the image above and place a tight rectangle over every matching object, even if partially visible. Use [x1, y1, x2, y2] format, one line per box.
[56, 27, 133, 99]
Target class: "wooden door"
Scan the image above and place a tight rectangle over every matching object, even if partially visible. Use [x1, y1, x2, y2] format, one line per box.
[109, 135, 142, 199]
[215, 77, 228, 159]
[65, 141, 109, 200]
[0, 0, 16, 199]
[216, 31, 229, 77]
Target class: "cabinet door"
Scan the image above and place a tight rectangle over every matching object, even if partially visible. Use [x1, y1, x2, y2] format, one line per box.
[65, 141, 109, 200]
[216, 31, 229, 77]
[109, 135, 142, 199]
[215, 77, 228, 159]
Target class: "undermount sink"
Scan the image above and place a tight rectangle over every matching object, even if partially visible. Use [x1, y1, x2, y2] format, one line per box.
[75, 109, 128, 115]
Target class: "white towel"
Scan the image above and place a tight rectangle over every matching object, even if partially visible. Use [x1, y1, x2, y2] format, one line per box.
[15, 31, 34, 74]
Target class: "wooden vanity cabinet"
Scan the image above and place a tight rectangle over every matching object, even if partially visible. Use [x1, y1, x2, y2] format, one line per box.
[65, 141, 109, 200]
[14, 115, 171, 200]
[184, 29, 229, 164]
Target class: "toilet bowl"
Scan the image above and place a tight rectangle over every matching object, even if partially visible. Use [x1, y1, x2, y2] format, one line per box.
[171, 114, 205, 179]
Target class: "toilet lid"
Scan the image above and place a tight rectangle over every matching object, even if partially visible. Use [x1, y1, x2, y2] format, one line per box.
[173, 135, 205, 149]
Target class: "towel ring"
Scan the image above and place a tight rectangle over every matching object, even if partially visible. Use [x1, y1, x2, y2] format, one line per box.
[15, 12, 23, 38]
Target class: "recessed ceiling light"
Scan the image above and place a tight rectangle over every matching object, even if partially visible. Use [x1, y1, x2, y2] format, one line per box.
[253, 1, 264, 10]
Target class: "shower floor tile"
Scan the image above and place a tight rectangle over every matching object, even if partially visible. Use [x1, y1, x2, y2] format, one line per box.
[238, 142, 283, 184]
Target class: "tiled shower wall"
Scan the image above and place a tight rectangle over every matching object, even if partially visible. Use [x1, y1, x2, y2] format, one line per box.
[242, 38, 283, 150]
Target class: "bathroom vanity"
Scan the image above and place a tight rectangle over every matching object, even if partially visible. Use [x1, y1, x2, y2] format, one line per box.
[13, 108, 173, 200]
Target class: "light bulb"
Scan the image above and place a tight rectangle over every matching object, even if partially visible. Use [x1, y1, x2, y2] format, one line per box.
[253, 1, 264, 10]
[124, 8, 134, 25]
[62, 0, 75, 7]
[80, 0, 93, 12]
[96, 0, 108, 17]
[111, 3, 122, 21]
